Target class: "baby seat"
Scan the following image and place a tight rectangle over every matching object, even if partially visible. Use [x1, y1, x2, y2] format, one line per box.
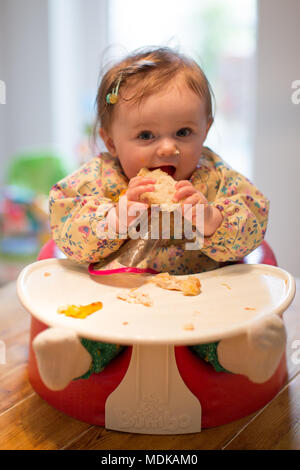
[27, 239, 287, 429]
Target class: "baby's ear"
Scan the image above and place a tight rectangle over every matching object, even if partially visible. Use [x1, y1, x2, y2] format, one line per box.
[99, 128, 117, 156]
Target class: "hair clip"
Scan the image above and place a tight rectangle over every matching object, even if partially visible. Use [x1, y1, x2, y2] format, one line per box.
[106, 74, 123, 104]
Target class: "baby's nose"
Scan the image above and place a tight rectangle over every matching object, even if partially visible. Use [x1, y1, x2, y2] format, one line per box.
[157, 139, 178, 157]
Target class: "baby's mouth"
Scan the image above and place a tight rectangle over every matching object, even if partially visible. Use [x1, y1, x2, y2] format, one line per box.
[149, 165, 176, 177]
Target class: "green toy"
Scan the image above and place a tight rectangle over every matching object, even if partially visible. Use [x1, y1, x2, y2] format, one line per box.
[6, 151, 68, 195]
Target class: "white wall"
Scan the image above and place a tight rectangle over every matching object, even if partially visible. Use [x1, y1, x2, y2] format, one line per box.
[49, 0, 108, 169]
[0, 0, 108, 184]
[254, 0, 300, 277]
[0, 0, 52, 185]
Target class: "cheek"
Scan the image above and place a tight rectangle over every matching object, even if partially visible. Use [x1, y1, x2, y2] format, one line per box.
[139, 155, 147, 165]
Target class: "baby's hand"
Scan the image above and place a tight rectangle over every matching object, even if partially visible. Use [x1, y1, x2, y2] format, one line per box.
[173, 180, 222, 237]
[173, 180, 207, 206]
[126, 175, 156, 203]
[114, 176, 156, 233]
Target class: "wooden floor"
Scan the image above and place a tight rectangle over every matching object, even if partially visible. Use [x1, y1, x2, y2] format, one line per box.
[0, 279, 299, 450]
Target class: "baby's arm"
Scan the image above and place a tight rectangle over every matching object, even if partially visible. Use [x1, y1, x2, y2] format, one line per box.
[199, 150, 270, 263]
[49, 155, 127, 263]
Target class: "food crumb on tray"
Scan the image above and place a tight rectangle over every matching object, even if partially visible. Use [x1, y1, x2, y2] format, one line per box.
[183, 323, 195, 331]
[149, 272, 201, 296]
[221, 283, 231, 290]
[117, 289, 153, 307]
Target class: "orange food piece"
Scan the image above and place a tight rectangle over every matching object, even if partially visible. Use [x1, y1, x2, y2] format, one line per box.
[183, 323, 195, 331]
[57, 301, 103, 319]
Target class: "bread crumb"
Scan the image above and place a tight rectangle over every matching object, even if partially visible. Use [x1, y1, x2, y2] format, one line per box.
[244, 307, 256, 311]
[181, 277, 201, 296]
[44, 272, 51, 277]
[117, 288, 153, 307]
[221, 283, 231, 290]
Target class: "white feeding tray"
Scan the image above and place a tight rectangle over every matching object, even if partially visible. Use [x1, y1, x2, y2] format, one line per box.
[17, 259, 295, 346]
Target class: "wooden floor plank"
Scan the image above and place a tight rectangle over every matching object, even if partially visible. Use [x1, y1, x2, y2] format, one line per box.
[0, 363, 33, 415]
[64, 414, 258, 450]
[0, 325, 32, 412]
[223, 371, 300, 450]
[284, 279, 300, 380]
[0, 393, 93, 450]
[0, 281, 29, 334]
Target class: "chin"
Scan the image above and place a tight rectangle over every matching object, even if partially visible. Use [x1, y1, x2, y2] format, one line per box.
[174, 170, 192, 181]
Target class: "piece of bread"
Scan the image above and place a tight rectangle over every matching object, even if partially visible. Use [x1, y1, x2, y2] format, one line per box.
[137, 167, 178, 212]
[150, 272, 201, 296]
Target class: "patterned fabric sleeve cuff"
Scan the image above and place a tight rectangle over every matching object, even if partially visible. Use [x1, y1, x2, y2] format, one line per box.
[203, 201, 228, 244]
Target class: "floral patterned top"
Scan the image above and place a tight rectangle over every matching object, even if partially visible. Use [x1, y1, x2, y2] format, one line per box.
[49, 147, 269, 275]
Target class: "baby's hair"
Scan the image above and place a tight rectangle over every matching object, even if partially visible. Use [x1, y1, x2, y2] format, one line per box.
[94, 46, 215, 137]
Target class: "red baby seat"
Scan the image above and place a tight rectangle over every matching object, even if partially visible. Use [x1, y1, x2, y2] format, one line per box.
[28, 239, 286, 429]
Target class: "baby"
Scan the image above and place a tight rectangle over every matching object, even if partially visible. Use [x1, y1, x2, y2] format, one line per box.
[35, 47, 286, 391]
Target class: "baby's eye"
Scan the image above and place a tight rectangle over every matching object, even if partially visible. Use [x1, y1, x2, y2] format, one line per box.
[176, 128, 192, 137]
[138, 131, 154, 140]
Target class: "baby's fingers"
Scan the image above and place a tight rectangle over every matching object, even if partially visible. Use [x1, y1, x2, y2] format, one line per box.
[173, 185, 197, 202]
[128, 176, 156, 189]
[181, 193, 202, 207]
[175, 180, 192, 189]
[127, 183, 155, 202]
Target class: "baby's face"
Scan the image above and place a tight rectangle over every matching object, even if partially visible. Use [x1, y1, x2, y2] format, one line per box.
[101, 78, 211, 181]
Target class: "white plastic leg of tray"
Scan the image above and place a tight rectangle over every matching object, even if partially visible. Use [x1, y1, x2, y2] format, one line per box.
[105, 344, 201, 434]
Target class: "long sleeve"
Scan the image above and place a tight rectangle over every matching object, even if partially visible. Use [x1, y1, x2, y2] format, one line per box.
[195, 148, 269, 262]
[49, 153, 129, 263]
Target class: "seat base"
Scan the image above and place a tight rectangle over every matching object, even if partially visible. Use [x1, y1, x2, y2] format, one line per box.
[28, 316, 287, 429]
[28, 238, 285, 431]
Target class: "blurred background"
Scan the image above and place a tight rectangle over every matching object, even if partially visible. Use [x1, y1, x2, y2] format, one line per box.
[0, 0, 299, 285]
